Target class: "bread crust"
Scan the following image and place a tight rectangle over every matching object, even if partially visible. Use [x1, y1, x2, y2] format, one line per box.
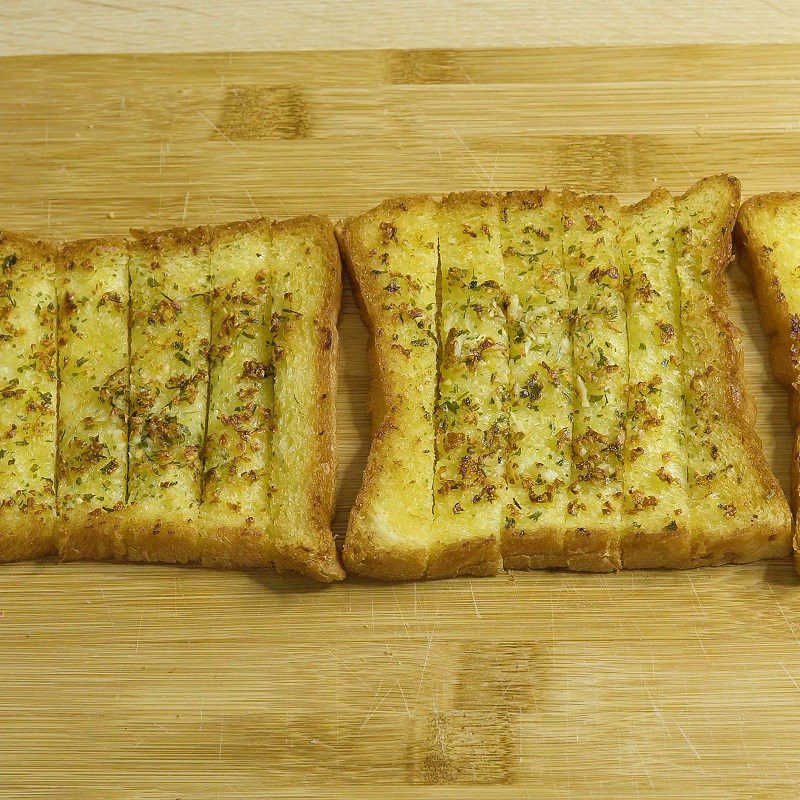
[0, 220, 341, 582]
[0, 230, 58, 562]
[0, 508, 57, 562]
[338, 196, 436, 580]
[683, 177, 790, 565]
[271, 215, 343, 583]
[736, 191, 800, 570]
[345, 180, 788, 578]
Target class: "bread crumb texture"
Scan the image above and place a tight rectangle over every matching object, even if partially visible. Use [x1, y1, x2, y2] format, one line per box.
[342, 176, 792, 579]
[0, 218, 342, 582]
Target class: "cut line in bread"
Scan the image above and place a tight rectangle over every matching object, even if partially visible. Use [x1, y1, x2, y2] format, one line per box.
[736, 191, 800, 571]
[0, 218, 342, 582]
[341, 176, 791, 580]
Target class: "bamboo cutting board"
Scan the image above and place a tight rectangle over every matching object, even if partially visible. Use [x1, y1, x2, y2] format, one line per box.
[1, 45, 800, 799]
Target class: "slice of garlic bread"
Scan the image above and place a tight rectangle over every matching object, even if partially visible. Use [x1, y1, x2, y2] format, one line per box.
[269, 217, 343, 582]
[620, 190, 690, 567]
[563, 193, 628, 572]
[57, 238, 129, 561]
[124, 227, 211, 564]
[0, 232, 58, 562]
[339, 197, 439, 579]
[0, 218, 341, 580]
[736, 190, 800, 569]
[500, 191, 572, 569]
[201, 219, 275, 570]
[678, 176, 790, 564]
[344, 178, 789, 579]
[341, 194, 508, 579]
[431, 193, 507, 577]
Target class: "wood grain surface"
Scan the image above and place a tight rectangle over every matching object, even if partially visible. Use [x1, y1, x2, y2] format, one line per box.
[0, 45, 799, 799]
[3, 0, 800, 56]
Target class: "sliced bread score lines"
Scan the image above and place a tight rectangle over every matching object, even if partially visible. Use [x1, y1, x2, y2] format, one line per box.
[341, 177, 790, 580]
[0, 219, 342, 581]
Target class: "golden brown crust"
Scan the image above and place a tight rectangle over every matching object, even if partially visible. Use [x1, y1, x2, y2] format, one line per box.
[0, 229, 57, 264]
[736, 191, 800, 568]
[685, 177, 790, 564]
[57, 508, 125, 563]
[0, 509, 57, 562]
[501, 525, 566, 571]
[338, 196, 439, 580]
[272, 214, 343, 582]
[0, 230, 58, 562]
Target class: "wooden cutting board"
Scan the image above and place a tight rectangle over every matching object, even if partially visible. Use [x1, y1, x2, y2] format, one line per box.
[1, 44, 799, 799]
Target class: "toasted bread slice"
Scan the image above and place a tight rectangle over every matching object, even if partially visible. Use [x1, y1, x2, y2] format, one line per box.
[339, 197, 439, 579]
[620, 190, 690, 567]
[500, 191, 572, 569]
[0, 218, 341, 580]
[268, 217, 343, 582]
[678, 177, 790, 564]
[124, 227, 211, 564]
[56, 238, 129, 561]
[562, 193, 628, 572]
[736, 191, 800, 570]
[431, 193, 507, 577]
[201, 219, 275, 569]
[201, 216, 342, 581]
[344, 179, 788, 578]
[0, 231, 58, 562]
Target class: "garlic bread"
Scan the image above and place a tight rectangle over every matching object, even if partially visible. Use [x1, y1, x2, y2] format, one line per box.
[620, 190, 690, 567]
[343, 177, 789, 579]
[562, 192, 628, 572]
[57, 238, 129, 561]
[431, 193, 507, 577]
[124, 227, 211, 565]
[736, 190, 800, 570]
[339, 197, 439, 579]
[677, 176, 790, 564]
[500, 191, 572, 569]
[0, 232, 58, 562]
